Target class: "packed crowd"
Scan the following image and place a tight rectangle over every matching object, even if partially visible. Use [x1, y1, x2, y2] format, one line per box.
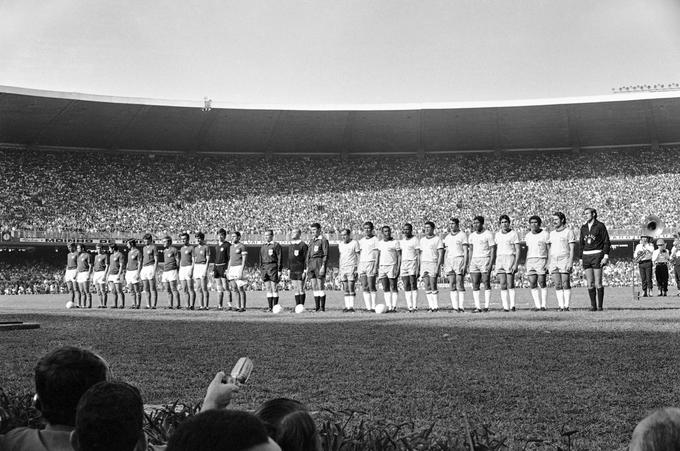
[1, 146, 679, 236]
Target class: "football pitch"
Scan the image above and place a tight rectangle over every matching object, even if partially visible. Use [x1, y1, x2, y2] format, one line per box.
[1, 287, 680, 450]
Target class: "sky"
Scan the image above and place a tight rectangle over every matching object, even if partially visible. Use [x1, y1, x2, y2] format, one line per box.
[1, 0, 679, 108]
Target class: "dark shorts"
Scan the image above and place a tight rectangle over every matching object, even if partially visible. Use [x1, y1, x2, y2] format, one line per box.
[582, 252, 603, 270]
[307, 258, 325, 280]
[213, 264, 227, 279]
[289, 266, 305, 281]
[262, 264, 279, 283]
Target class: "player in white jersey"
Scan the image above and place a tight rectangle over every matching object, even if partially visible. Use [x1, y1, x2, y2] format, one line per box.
[467, 216, 496, 313]
[338, 229, 360, 312]
[443, 218, 468, 312]
[494, 215, 520, 312]
[419, 221, 444, 312]
[548, 211, 576, 311]
[358, 222, 379, 311]
[525, 215, 551, 310]
[377, 226, 401, 312]
[399, 223, 420, 312]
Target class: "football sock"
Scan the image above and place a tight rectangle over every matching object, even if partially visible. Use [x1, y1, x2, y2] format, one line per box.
[320, 295, 326, 311]
[425, 292, 432, 309]
[484, 289, 491, 308]
[531, 288, 540, 308]
[458, 291, 465, 310]
[540, 287, 548, 308]
[564, 289, 571, 308]
[432, 291, 439, 309]
[383, 292, 391, 309]
[404, 291, 412, 309]
[370, 292, 377, 310]
[363, 292, 371, 310]
[272, 293, 279, 305]
[294, 294, 300, 305]
[508, 288, 516, 309]
[472, 290, 481, 309]
[391, 292, 398, 310]
[500, 290, 508, 310]
[314, 296, 320, 311]
[300, 293, 305, 305]
[556, 289, 564, 309]
[588, 288, 596, 309]
[348, 294, 355, 309]
[596, 287, 604, 309]
[267, 295, 273, 310]
[450, 291, 457, 309]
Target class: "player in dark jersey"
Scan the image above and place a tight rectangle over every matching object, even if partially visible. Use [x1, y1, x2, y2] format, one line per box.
[92, 243, 109, 308]
[288, 228, 307, 306]
[228, 231, 248, 312]
[161, 236, 180, 309]
[579, 207, 611, 311]
[306, 223, 329, 312]
[107, 243, 126, 308]
[193, 232, 211, 310]
[76, 243, 92, 308]
[140, 233, 159, 309]
[260, 229, 282, 312]
[64, 242, 79, 307]
[125, 239, 142, 309]
[179, 232, 196, 310]
[213, 228, 232, 310]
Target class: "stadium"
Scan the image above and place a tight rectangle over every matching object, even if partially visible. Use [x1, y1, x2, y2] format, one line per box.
[2, 2, 680, 450]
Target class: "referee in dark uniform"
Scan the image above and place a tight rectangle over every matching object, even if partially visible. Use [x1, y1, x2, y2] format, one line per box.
[306, 222, 329, 312]
[260, 229, 282, 311]
[213, 228, 232, 309]
[579, 208, 611, 311]
[288, 228, 308, 306]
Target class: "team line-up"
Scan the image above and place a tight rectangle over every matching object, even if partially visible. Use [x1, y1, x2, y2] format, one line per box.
[62, 208, 613, 313]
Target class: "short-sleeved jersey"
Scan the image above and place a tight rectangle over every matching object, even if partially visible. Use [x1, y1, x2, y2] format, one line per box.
[419, 235, 444, 263]
[495, 230, 520, 256]
[163, 247, 179, 271]
[142, 244, 158, 267]
[377, 239, 400, 266]
[399, 236, 420, 261]
[339, 239, 360, 269]
[76, 252, 91, 272]
[126, 248, 141, 271]
[288, 241, 308, 270]
[214, 241, 230, 265]
[109, 251, 124, 274]
[444, 231, 468, 262]
[359, 236, 379, 262]
[66, 252, 78, 270]
[93, 254, 108, 272]
[468, 230, 495, 258]
[549, 228, 576, 259]
[307, 236, 329, 263]
[179, 245, 194, 267]
[193, 244, 210, 264]
[525, 230, 550, 259]
[229, 242, 247, 267]
[260, 242, 281, 266]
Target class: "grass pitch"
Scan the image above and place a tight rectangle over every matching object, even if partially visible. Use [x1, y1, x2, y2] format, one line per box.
[1, 287, 680, 450]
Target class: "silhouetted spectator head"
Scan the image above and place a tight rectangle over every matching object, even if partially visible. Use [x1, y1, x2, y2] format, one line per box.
[167, 410, 280, 451]
[274, 410, 321, 451]
[34, 346, 109, 427]
[629, 407, 680, 451]
[70, 381, 145, 451]
[254, 398, 307, 437]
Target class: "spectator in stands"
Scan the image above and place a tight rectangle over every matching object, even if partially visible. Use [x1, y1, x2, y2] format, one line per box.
[70, 381, 147, 451]
[629, 407, 680, 451]
[0, 346, 109, 451]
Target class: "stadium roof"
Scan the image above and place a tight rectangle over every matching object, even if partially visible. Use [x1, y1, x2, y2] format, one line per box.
[2, 85, 680, 156]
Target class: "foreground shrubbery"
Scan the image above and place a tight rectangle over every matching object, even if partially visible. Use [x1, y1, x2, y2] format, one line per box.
[0, 388, 580, 450]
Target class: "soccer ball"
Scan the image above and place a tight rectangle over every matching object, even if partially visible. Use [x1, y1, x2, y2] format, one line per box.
[65, 301, 75, 309]
[374, 304, 387, 314]
[294, 304, 305, 314]
[272, 304, 283, 314]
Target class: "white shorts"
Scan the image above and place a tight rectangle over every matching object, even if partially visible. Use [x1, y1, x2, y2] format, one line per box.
[76, 271, 90, 284]
[162, 270, 178, 283]
[420, 261, 439, 277]
[339, 266, 356, 282]
[179, 266, 193, 281]
[125, 271, 140, 285]
[378, 264, 398, 279]
[358, 260, 377, 277]
[495, 255, 516, 274]
[193, 263, 208, 279]
[64, 269, 77, 283]
[400, 259, 417, 277]
[228, 265, 244, 282]
[549, 256, 571, 273]
[526, 257, 548, 275]
[140, 266, 156, 281]
[108, 273, 122, 284]
[469, 257, 490, 273]
[444, 256, 466, 275]
[92, 271, 106, 285]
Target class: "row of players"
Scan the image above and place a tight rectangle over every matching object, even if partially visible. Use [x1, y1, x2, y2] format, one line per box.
[63, 209, 611, 312]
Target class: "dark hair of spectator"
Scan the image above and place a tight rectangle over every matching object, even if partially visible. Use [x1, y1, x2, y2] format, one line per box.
[450, 218, 460, 226]
[473, 216, 485, 225]
[265, 229, 274, 235]
[108, 243, 117, 251]
[143, 233, 152, 241]
[195, 232, 205, 240]
[255, 398, 308, 438]
[163, 236, 172, 243]
[127, 239, 136, 246]
[68, 242, 76, 250]
[529, 215, 542, 226]
[218, 228, 227, 236]
[233, 231, 241, 238]
[167, 410, 270, 451]
[499, 214, 510, 223]
[424, 221, 435, 229]
[275, 410, 321, 451]
[180, 232, 189, 240]
[340, 229, 351, 235]
[310, 223, 321, 230]
[74, 381, 144, 451]
[553, 211, 567, 226]
[34, 346, 108, 426]
[363, 221, 374, 229]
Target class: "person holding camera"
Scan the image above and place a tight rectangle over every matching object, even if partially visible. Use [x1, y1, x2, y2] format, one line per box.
[634, 236, 654, 297]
